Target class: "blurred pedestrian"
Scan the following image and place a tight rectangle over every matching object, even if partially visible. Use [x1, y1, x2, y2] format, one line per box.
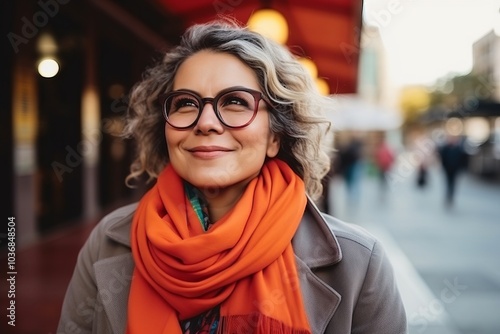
[412, 133, 436, 190]
[374, 136, 395, 190]
[416, 162, 428, 188]
[437, 134, 469, 207]
[336, 133, 364, 205]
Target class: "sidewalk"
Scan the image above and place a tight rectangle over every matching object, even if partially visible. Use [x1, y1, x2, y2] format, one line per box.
[327, 160, 500, 334]
[363, 225, 460, 334]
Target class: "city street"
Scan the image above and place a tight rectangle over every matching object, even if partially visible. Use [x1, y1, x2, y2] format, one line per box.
[327, 154, 500, 334]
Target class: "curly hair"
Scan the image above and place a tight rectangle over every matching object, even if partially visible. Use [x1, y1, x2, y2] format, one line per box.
[122, 19, 335, 200]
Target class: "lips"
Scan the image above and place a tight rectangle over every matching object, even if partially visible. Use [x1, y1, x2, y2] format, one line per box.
[186, 145, 233, 158]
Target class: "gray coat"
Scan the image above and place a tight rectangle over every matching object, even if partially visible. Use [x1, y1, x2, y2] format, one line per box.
[57, 200, 408, 334]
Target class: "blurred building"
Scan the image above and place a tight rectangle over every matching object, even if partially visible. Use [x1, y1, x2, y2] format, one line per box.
[3, 0, 363, 247]
[472, 29, 500, 101]
[4, 1, 185, 246]
[329, 23, 401, 172]
[357, 25, 390, 106]
[351, 23, 402, 126]
[466, 30, 500, 178]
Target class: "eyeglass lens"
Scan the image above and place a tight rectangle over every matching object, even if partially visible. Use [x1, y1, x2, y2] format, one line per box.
[165, 90, 257, 128]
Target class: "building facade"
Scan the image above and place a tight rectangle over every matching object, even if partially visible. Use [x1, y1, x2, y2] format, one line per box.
[472, 29, 500, 101]
[5, 0, 181, 246]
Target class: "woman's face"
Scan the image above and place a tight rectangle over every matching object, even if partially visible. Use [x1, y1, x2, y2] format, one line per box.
[165, 50, 280, 195]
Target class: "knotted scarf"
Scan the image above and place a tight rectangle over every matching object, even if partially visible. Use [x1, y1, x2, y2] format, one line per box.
[127, 159, 311, 334]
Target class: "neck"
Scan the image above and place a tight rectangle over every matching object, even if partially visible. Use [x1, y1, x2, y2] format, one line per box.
[200, 183, 248, 222]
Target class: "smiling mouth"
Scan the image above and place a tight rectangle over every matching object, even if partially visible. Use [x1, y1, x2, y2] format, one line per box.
[187, 146, 233, 158]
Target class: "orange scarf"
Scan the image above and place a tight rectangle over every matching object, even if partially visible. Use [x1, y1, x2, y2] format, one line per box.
[127, 159, 311, 334]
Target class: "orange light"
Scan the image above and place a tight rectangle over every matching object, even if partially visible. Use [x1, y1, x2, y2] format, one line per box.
[247, 9, 289, 44]
[315, 78, 330, 95]
[298, 57, 318, 79]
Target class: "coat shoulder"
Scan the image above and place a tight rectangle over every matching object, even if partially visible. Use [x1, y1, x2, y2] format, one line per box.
[99, 202, 138, 230]
[95, 202, 138, 248]
[322, 214, 378, 252]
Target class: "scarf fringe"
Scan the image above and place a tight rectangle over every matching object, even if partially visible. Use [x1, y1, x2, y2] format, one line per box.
[216, 314, 311, 334]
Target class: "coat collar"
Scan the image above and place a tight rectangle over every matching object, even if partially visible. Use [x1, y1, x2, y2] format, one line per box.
[292, 198, 342, 267]
[101, 199, 342, 334]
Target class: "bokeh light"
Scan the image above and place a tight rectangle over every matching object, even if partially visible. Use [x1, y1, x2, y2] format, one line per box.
[37, 58, 60, 78]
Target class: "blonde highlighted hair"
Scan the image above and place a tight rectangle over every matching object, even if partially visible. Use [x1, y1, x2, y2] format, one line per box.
[122, 19, 335, 200]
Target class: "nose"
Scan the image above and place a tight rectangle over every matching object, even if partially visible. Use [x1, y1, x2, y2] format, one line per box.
[193, 101, 224, 134]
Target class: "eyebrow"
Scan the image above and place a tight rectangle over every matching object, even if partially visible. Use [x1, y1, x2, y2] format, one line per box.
[171, 86, 259, 97]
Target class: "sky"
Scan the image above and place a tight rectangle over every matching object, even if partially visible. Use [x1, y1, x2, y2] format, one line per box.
[362, 0, 500, 89]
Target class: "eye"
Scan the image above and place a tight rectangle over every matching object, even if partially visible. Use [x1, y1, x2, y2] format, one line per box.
[169, 94, 199, 113]
[220, 92, 252, 108]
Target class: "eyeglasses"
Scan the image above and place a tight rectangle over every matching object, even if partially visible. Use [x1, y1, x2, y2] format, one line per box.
[159, 86, 267, 129]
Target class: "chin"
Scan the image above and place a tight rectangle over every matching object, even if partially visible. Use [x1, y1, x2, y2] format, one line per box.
[186, 174, 256, 197]
[181, 173, 228, 190]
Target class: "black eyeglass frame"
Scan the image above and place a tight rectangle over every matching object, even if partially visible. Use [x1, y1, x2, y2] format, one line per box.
[158, 86, 269, 129]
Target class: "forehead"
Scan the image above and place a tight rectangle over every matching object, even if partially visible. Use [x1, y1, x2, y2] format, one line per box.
[173, 50, 261, 92]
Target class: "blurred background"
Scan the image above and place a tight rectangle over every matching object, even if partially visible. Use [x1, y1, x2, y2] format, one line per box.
[1, 0, 499, 333]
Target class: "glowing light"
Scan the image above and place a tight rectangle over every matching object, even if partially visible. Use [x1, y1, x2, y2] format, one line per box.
[37, 33, 58, 55]
[38, 58, 59, 78]
[464, 117, 490, 144]
[445, 117, 464, 136]
[247, 9, 289, 44]
[298, 57, 318, 79]
[315, 78, 330, 95]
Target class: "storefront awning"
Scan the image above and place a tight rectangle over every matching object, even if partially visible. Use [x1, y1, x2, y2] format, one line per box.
[155, 0, 363, 94]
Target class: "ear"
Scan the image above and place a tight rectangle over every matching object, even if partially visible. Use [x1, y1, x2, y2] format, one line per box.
[266, 133, 280, 158]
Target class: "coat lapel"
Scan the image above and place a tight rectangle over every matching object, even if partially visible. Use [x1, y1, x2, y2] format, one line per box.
[293, 199, 343, 334]
[94, 253, 134, 334]
[296, 258, 341, 334]
[94, 207, 136, 334]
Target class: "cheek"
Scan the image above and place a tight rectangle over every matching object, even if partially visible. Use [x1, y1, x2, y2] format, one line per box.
[164, 127, 181, 159]
[240, 132, 275, 161]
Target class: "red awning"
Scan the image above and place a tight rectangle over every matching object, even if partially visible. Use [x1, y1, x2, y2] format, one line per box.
[155, 0, 363, 94]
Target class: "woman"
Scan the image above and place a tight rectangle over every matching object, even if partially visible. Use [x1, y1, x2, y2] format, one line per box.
[57, 20, 407, 334]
